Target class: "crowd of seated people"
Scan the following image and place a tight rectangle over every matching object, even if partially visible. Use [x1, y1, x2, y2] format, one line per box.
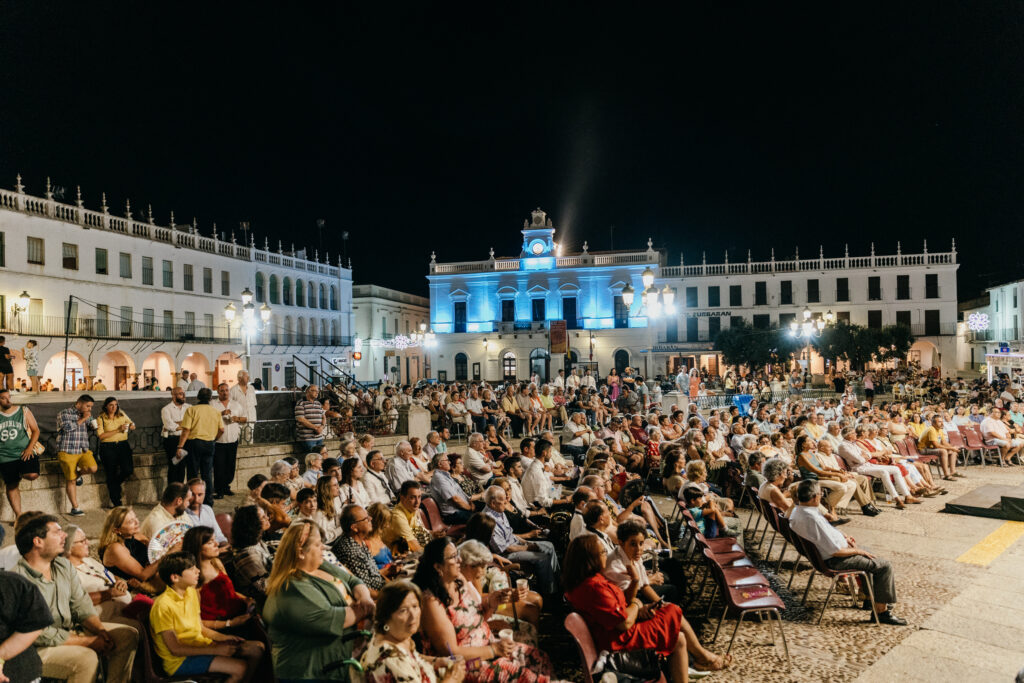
[7, 370, 1020, 683]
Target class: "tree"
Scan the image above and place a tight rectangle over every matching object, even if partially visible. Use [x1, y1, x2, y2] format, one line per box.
[714, 319, 786, 371]
[810, 322, 914, 370]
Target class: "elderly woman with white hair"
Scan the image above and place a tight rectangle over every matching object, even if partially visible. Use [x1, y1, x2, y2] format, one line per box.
[458, 539, 541, 643]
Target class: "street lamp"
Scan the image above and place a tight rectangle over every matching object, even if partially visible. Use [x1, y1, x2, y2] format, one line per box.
[789, 310, 833, 373]
[621, 284, 635, 308]
[641, 267, 655, 290]
[11, 290, 30, 333]
[661, 285, 675, 315]
[225, 290, 270, 373]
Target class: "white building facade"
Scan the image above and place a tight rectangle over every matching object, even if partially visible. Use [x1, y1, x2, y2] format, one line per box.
[426, 208, 960, 381]
[958, 280, 1024, 374]
[351, 284, 430, 385]
[0, 177, 354, 392]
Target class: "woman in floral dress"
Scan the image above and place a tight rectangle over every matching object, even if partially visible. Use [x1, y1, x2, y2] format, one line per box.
[413, 538, 558, 683]
[361, 581, 465, 683]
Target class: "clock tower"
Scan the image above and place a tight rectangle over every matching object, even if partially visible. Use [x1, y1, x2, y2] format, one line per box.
[520, 208, 556, 258]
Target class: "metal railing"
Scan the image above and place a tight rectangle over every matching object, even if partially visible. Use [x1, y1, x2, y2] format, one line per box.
[690, 388, 843, 410]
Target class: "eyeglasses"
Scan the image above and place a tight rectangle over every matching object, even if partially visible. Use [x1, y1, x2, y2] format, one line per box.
[353, 517, 370, 524]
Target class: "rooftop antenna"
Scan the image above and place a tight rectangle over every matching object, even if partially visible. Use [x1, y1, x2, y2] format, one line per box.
[316, 219, 325, 256]
[239, 221, 250, 246]
[341, 230, 350, 264]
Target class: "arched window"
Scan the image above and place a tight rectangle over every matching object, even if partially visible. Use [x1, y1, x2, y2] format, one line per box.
[330, 286, 338, 311]
[254, 273, 265, 303]
[321, 319, 328, 344]
[503, 352, 517, 381]
[283, 316, 293, 345]
[296, 318, 306, 345]
[308, 319, 317, 345]
[269, 275, 280, 305]
[296, 279, 305, 307]
[283, 277, 292, 306]
[331, 319, 339, 345]
[455, 352, 469, 381]
[319, 283, 328, 310]
[308, 281, 316, 309]
[614, 349, 630, 375]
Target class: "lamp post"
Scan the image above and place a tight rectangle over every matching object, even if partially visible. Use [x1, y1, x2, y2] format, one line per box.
[788, 307, 834, 373]
[225, 288, 271, 373]
[12, 290, 29, 334]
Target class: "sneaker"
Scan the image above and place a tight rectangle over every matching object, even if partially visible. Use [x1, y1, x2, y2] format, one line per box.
[69, 508, 85, 517]
[688, 668, 712, 679]
[75, 476, 84, 486]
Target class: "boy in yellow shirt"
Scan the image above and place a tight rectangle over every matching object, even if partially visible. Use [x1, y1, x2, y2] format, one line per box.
[150, 551, 263, 682]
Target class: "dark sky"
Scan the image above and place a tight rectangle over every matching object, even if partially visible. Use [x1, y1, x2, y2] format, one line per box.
[2, 2, 1023, 299]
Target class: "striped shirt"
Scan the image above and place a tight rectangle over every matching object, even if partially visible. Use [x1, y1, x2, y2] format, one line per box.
[294, 400, 325, 440]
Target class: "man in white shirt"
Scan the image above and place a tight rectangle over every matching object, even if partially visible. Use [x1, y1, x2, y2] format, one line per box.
[183, 478, 228, 546]
[213, 382, 246, 498]
[581, 369, 597, 390]
[385, 441, 430, 491]
[561, 411, 595, 461]
[463, 432, 500, 485]
[553, 369, 565, 390]
[141, 482, 192, 539]
[981, 408, 1023, 465]
[566, 369, 580, 390]
[229, 370, 258, 438]
[161, 387, 189, 484]
[789, 479, 906, 625]
[521, 439, 557, 506]
[175, 369, 190, 390]
[187, 373, 206, 391]
[465, 388, 486, 433]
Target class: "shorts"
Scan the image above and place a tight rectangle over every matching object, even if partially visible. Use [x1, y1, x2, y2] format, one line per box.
[865, 388, 875, 398]
[27, 367, 38, 377]
[57, 450, 97, 480]
[0, 456, 40, 487]
[174, 655, 214, 675]
[985, 438, 1010, 448]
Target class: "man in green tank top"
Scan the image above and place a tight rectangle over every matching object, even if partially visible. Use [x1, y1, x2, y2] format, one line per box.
[0, 388, 41, 518]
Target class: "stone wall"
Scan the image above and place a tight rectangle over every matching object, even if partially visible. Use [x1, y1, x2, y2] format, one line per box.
[0, 434, 407, 522]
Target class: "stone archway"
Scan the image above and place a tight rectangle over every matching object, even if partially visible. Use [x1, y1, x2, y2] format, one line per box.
[142, 351, 175, 390]
[96, 350, 137, 390]
[181, 351, 212, 388]
[41, 351, 90, 391]
[909, 339, 941, 372]
[215, 351, 244, 387]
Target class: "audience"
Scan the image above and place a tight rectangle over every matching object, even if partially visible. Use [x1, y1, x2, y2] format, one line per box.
[63, 524, 132, 621]
[414, 537, 556, 683]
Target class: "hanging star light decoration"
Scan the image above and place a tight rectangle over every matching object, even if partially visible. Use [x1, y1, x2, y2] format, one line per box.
[967, 312, 990, 332]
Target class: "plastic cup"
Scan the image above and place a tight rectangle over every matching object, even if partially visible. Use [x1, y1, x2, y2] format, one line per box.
[516, 578, 528, 593]
[498, 629, 514, 644]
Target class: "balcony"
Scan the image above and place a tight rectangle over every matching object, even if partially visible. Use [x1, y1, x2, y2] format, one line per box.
[968, 328, 1019, 343]
[910, 322, 957, 337]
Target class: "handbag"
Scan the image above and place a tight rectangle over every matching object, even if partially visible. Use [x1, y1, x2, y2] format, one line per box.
[595, 649, 663, 683]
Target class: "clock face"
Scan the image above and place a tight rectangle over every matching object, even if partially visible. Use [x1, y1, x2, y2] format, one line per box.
[531, 241, 545, 255]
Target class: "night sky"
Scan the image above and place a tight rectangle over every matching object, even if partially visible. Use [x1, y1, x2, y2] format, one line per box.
[2, 2, 1022, 299]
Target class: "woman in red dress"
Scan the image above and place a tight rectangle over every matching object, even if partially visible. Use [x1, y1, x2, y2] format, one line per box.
[564, 534, 690, 683]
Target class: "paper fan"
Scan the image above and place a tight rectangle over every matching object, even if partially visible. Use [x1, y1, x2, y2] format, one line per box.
[148, 521, 192, 563]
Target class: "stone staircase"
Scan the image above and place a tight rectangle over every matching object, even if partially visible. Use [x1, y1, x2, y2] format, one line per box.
[0, 434, 408, 521]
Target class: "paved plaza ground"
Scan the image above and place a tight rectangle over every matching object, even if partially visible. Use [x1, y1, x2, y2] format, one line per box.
[4, 463, 1023, 682]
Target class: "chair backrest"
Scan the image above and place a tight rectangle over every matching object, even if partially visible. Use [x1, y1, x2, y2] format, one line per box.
[894, 439, 910, 457]
[762, 500, 782, 533]
[215, 512, 233, 544]
[794, 531, 833, 575]
[419, 497, 446, 532]
[775, 512, 796, 545]
[947, 430, 966, 449]
[564, 612, 597, 683]
[903, 437, 922, 457]
[962, 426, 985, 448]
[128, 604, 166, 681]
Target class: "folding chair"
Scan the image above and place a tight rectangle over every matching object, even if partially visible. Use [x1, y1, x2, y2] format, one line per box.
[564, 612, 666, 683]
[799, 537, 881, 626]
[903, 437, 940, 475]
[704, 551, 790, 665]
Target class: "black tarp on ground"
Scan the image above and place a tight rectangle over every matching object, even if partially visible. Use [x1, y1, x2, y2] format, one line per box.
[943, 484, 1024, 522]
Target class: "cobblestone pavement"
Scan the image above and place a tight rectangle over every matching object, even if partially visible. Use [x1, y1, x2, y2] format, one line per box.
[6, 465, 1024, 682]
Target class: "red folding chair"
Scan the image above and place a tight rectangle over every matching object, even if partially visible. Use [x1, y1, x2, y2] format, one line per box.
[420, 497, 466, 539]
[564, 612, 666, 683]
[946, 429, 970, 465]
[704, 552, 790, 664]
[962, 425, 1000, 465]
[798, 537, 881, 626]
[904, 437, 940, 475]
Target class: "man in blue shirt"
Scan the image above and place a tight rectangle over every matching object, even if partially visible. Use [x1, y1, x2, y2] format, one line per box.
[482, 486, 559, 596]
[426, 455, 474, 524]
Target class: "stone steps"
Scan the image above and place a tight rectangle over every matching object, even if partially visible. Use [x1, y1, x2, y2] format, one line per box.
[0, 434, 408, 521]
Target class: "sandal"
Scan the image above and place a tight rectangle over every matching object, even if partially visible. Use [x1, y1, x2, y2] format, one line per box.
[694, 653, 733, 671]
